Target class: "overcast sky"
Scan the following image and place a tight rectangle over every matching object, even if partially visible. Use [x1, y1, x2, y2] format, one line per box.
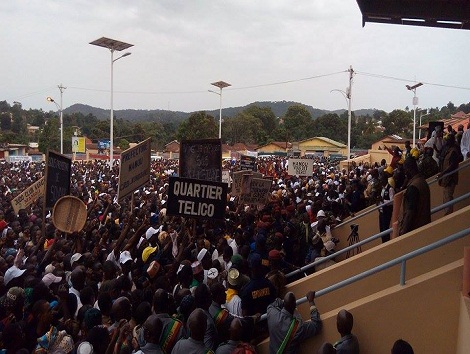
[2, 1, 470, 115]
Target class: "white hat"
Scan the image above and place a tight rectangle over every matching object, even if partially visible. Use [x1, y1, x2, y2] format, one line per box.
[70, 253, 82, 266]
[42, 273, 63, 288]
[317, 210, 326, 218]
[197, 248, 208, 262]
[207, 268, 219, 280]
[119, 251, 132, 264]
[77, 341, 94, 354]
[44, 264, 55, 274]
[4, 266, 26, 285]
[145, 227, 159, 240]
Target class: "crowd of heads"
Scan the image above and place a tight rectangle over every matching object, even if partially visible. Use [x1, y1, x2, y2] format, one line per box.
[0, 152, 424, 352]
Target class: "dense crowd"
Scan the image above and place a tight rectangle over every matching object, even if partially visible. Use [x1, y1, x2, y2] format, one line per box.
[1, 121, 467, 354]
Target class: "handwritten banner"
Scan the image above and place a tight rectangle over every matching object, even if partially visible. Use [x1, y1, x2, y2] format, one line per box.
[180, 139, 222, 182]
[118, 139, 151, 201]
[11, 177, 45, 214]
[240, 178, 272, 205]
[232, 171, 262, 196]
[46, 151, 72, 209]
[288, 158, 313, 176]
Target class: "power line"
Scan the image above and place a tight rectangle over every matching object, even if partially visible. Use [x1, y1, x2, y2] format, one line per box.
[356, 71, 470, 91]
[67, 71, 348, 95]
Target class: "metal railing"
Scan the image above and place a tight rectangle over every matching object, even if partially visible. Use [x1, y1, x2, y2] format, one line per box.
[260, 226, 470, 321]
[286, 190, 470, 279]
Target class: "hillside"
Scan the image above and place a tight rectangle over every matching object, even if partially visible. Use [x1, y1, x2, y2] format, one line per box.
[64, 101, 377, 122]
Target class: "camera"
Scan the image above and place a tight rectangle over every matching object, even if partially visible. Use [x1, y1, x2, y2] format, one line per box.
[350, 224, 359, 233]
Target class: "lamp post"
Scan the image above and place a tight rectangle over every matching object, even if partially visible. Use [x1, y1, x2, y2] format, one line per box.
[90, 37, 133, 167]
[331, 66, 354, 160]
[209, 81, 231, 139]
[419, 109, 430, 140]
[406, 82, 423, 148]
[46, 84, 66, 154]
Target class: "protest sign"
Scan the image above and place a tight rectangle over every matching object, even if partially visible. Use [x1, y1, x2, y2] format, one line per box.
[11, 177, 45, 214]
[180, 139, 222, 182]
[118, 138, 151, 201]
[240, 178, 272, 205]
[232, 171, 262, 196]
[166, 176, 227, 220]
[240, 155, 256, 171]
[288, 158, 313, 176]
[45, 151, 72, 209]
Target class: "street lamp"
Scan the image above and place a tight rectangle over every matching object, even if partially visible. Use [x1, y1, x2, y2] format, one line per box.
[90, 37, 133, 167]
[46, 84, 66, 154]
[210, 81, 231, 139]
[406, 82, 423, 148]
[419, 109, 430, 140]
[330, 66, 354, 160]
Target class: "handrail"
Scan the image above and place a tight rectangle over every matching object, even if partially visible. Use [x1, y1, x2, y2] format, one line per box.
[285, 191, 470, 279]
[334, 160, 470, 229]
[260, 226, 470, 321]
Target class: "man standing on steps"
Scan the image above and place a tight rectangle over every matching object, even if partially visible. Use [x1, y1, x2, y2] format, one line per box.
[398, 157, 431, 236]
[267, 290, 322, 354]
[438, 133, 461, 215]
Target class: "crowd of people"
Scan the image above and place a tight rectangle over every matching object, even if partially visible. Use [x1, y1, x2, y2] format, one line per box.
[0, 125, 462, 353]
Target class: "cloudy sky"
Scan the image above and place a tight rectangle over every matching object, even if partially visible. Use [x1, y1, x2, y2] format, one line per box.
[2, 1, 469, 115]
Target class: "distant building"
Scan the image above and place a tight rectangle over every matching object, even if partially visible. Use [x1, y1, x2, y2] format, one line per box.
[297, 137, 347, 158]
[256, 141, 292, 156]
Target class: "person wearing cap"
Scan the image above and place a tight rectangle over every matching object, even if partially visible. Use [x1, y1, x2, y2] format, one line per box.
[239, 254, 276, 317]
[0, 287, 25, 329]
[225, 268, 243, 318]
[267, 290, 322, 354]
[265, 250, 286, 298]
[189, 261, 204, 293]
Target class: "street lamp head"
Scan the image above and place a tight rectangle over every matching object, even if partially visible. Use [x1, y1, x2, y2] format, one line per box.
[46, 96, 55, 103]
[211, 81, 231, 89]
[406, 82, 423, 91]
[121, 52, 131, 58]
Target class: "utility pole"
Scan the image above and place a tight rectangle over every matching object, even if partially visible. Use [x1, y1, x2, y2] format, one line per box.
[58, 84, 66, 155]
[346, 66, 354, 160]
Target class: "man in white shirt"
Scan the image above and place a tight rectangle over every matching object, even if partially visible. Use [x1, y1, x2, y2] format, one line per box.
[460, 124, 470, 161]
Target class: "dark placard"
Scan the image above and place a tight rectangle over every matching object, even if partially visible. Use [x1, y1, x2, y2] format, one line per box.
[166, 176, 227, 220]
[240, 155, 257, 171]
[118, 138, 151, 201]
[180, 139, 222, 182]
[46, 151, 72, 208]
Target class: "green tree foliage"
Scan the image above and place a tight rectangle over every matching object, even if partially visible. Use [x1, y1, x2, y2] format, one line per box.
[282, 104, 313, 141]
[177, 111, 217, 140]
[310, 113, 347, 143]
[382, 109, 412, 137]
[1, 113, 11, 131]
[38, 118, 60, 153]
[223, 112, 263, 145]
[118, 138, 130, 150]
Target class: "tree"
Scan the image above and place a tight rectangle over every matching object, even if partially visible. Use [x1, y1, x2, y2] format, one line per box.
[1, 113, 11, 131]
[177, 111, 217, 140]
[243, 105, 277, 133]
[38, 118, 60, 153]
[282, 104, 313, 141]
[381, 109, 412, 137]
[310, 113, 347, 143]
[118, 138, 130, 150]
[223, 113, 263, 145]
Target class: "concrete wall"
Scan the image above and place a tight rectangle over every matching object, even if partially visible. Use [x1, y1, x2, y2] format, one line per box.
[285, 205, 470, 318]
[456, 295, 470, 354]
[258, 260, 463, 354]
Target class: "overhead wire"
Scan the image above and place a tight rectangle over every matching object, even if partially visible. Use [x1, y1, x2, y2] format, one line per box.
[356, 71, 470, 91]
